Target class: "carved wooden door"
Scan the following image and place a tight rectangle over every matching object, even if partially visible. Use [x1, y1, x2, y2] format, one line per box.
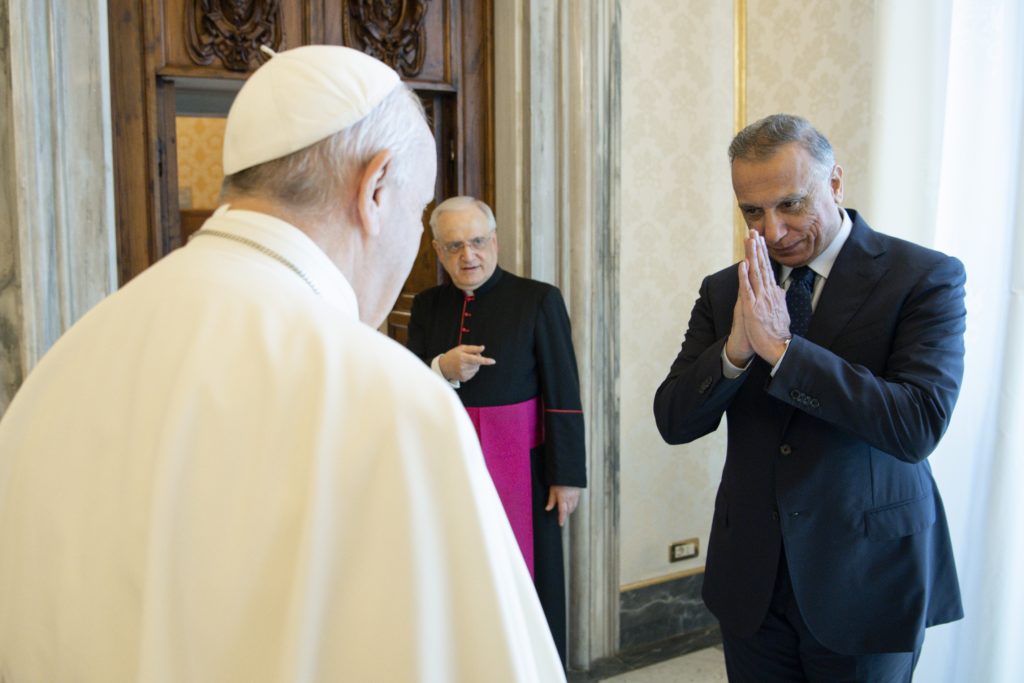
[108, 0, 493, 343]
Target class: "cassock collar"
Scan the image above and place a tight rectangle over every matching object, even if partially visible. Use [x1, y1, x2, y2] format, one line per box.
[462, 266, 504, 298]
[194, 206, 360, 318]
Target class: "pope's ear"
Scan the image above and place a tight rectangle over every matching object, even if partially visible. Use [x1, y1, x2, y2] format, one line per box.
[356, 149, 394, 237]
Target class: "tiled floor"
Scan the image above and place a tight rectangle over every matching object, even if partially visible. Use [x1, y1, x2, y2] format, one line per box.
[600, 645, 728, 682]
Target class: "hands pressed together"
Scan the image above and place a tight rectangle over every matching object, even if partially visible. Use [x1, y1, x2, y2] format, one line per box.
[724, 230, 794, 368]
[438, 344, 496, 382]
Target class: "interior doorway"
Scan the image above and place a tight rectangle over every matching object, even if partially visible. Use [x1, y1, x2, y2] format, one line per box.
[107, 0, 493, 342]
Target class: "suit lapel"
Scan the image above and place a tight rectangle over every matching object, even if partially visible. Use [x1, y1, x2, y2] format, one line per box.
[806, 213, 889, 350]
[760, 215, 889, 437]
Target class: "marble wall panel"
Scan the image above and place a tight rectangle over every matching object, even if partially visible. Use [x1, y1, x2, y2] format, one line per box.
[0, 0, 115, 415]
[619, 572, 717, 650]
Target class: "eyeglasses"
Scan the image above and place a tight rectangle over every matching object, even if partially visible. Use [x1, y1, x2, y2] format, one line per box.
[440, 233, 493, 255]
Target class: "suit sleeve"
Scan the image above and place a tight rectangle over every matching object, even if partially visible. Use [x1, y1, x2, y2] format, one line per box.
[535, 287, 587, 487]
[768, 254, 966, 463]
[406, 292, 434, 366]
[654, 271, 749, 445]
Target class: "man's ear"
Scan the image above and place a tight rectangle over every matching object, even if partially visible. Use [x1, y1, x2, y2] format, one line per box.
[830, 164, 845, 203]
[356, 149, 394, 237]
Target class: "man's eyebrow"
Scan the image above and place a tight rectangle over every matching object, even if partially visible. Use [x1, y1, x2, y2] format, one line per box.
[739, 192, 808, 210]
[777, 191, 808, 204]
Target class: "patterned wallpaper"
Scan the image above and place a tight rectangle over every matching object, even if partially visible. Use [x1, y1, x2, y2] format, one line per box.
[620, 0, 735, 586]
[746, 0, 874, 210]
[619, 0, 875, 586]
[176, 116, 227, 209]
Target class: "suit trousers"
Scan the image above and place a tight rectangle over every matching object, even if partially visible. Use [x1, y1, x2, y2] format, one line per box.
[720, 548, 920, 683]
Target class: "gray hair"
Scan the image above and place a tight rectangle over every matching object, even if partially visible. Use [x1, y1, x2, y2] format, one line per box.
[728, 114, 835, 174]
[428, 196, 496, 238]
[220, 84, 428, 220]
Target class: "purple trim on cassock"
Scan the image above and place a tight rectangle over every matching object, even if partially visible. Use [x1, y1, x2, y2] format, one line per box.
[465, 397, 543, 577]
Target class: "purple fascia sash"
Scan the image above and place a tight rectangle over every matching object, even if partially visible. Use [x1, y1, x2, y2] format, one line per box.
[465, 397, 543, 577]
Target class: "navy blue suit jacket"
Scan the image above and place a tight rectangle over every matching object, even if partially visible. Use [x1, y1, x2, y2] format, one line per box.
[654, 211, 965, 654]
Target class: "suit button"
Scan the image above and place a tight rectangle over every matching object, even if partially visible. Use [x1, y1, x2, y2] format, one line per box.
[810, 398, 820, 408]
[789, 389, 801, 400]
[771, 511, 780, 521]
[779, 444, 792, 455]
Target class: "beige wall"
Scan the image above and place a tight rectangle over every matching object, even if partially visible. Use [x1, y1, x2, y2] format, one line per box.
[619, 0, 875, 587]
[746, 0, 874, 210]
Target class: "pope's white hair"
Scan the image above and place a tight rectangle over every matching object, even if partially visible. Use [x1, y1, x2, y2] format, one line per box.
[220, 84, 429, 221]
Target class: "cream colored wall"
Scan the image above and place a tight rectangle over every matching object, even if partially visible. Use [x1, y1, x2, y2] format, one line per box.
[619, 0, 875, 587]
[619, 0, 734, 585]
[746, 0, 874, 210]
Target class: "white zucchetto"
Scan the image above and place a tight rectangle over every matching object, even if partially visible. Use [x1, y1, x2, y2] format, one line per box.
[222, 45, 401, 175]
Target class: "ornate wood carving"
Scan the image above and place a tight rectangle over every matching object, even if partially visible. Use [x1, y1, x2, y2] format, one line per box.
[347, 0, 428, 77]
[185, 0, 284, 72]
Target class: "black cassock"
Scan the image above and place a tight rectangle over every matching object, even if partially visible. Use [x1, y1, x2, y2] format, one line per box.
[408, 267, 587, 665]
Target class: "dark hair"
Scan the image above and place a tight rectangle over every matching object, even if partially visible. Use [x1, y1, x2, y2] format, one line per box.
[728, 114, 834, 173]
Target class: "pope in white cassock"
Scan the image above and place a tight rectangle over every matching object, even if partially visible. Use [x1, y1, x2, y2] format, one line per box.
[0, 46, 564, 682]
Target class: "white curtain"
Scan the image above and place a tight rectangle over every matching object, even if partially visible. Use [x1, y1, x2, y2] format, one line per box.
[867, 1, 1024, 681]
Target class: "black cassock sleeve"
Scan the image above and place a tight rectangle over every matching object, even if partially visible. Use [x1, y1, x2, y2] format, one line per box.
[535, 287, 587, 487]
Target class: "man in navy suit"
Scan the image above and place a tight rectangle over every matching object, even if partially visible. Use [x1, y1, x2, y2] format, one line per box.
[654, 114, 965, 682]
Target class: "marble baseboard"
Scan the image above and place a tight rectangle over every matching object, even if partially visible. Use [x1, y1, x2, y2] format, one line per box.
[568, 626, 722, 682]
[619, 570, 718, 650]
[568, 571, 720, 680]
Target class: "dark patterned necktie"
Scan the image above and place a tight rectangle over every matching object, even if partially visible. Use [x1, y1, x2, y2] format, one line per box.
[786, 266, 815, 337]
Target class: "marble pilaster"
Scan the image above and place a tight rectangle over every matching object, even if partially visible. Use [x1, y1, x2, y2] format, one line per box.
[494, 0, 623, 670]
[0, 0, 116, 414]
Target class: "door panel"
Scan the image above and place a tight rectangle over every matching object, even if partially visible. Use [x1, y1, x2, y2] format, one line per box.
[109, 0, 493, 343]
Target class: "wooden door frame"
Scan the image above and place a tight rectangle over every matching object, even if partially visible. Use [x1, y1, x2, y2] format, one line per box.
[108, 0, 166, 285]
[107, 0, 492, 286]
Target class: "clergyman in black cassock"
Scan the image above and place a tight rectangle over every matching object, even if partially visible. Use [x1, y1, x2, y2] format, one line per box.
[407, 196, 587, 666]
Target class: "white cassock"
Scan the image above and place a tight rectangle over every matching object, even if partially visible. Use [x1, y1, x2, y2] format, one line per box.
[0, 208, 564, 682]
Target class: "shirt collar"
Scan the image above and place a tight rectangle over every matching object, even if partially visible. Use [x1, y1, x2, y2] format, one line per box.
[196, 205, 360, 318]
[779, 207, 852, 283]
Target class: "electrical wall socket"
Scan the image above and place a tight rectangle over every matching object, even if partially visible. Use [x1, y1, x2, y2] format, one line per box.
[669, 538, 699, 562]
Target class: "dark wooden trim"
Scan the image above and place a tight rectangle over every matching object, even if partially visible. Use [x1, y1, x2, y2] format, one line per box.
[461, 0, 494, 207]
[108, 0, 157, 284]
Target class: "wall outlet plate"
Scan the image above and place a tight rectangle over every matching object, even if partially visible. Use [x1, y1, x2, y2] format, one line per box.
[669, 538, 699, 562]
